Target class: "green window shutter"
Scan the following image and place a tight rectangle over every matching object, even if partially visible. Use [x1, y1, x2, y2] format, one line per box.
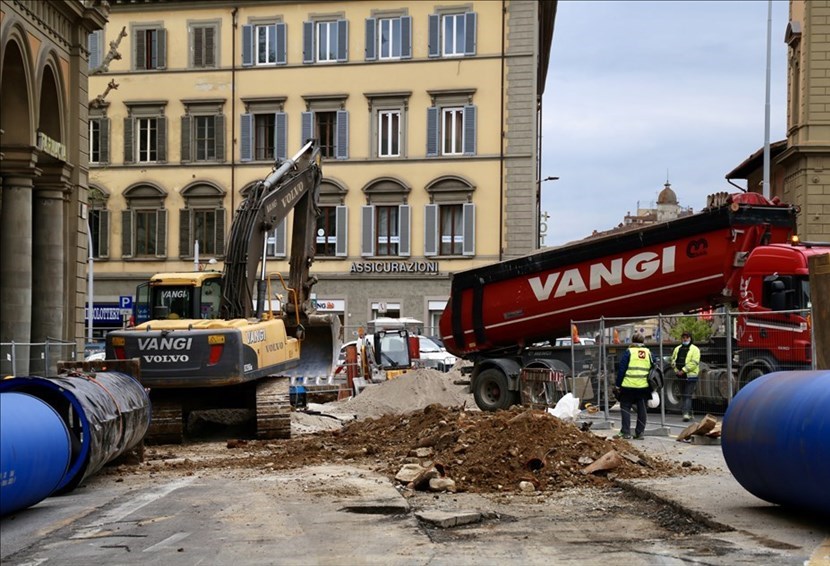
[135, 30, 146, 69]
[401, 16, 412, 60]
[276, 23, 287, 65]
[181, 115, 191, 162]
[193, 27, 204, 67]
[337, 19, 348, 62]
[428, 14, 440, 58]
[242, 24, 253, 67]
[275, 112, 287, 160]
[179, 208, 191, 257]
[204, 26, 215, 67]
[99, 209, 110, 258]
[123, 117, 134, 163]
[301, 112, 314, 145]
[424, 204, 438, 257]
[157, 116, 167, 162]
[214, 114, 225, 162]
[215, 207, 226, 257]
[240, 113, 252, 161]
[303, 21, 314, 64]
[335, 205, 348, 257]
[463, 104, 476, 156]
[157, 28, 167, 69]
[121, 210, 133, 258]
[100, 118, 110, 163]
[426, 107, 439, 157]
[365, 18, 376, 61]
[361, 205, 374, 257]
[462, 203, 475, 256]
[157, 209, 168, 258]
[464, 13, 477, 56]
[88, 31, 101, 69]
[399, 204, 411, 257]
[335, 110, 349, 160]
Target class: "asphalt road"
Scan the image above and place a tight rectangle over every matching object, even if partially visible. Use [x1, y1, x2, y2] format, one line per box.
[3, 411, 828, 566]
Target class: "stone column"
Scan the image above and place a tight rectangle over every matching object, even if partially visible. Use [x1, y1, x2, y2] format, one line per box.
[31, 164, 72, 367]
[0, 159, 38, 376]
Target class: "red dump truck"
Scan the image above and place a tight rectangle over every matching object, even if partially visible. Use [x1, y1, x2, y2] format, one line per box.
[439, 193, 828, 412]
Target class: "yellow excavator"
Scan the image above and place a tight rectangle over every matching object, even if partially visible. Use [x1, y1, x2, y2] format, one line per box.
[106, 141, 339, 443]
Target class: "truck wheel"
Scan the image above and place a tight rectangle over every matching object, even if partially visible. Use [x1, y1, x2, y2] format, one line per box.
[663, 375, 683, 414]
[473, 369, 516, 411]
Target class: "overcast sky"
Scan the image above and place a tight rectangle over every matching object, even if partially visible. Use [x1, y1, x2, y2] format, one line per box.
[540, 0, 790, 247]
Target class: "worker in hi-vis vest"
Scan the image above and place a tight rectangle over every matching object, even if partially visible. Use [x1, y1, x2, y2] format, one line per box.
[614, 333, 653, 439]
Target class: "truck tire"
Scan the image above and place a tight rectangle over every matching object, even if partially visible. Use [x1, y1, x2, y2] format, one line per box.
[662, 374, 684, 414]
[473, 369, 516, 411]
[738, 358, 778, 392]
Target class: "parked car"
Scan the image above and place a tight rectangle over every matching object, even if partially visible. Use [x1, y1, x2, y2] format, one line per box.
[416, 335, 457, 372]
[84, 342, 106, 361]
[554, 337, 597, 347]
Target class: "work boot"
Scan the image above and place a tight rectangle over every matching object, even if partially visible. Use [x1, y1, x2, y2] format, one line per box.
[682, 414, 691, 422]
[616, 431, 632, 439]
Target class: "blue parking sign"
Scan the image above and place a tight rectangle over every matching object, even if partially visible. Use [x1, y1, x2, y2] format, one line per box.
[119, 296, 133, 309]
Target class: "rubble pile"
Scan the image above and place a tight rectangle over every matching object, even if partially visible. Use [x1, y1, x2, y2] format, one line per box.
[139, 403, 689, 494]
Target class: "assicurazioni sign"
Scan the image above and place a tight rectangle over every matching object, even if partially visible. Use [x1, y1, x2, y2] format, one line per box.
[350, 261, 439, 274]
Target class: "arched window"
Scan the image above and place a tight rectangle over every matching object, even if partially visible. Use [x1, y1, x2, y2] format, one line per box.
[88, 185, 110, 259]
[122, 183, 167, 259]
[361, 177, 410, 257]
[180, 182, 226, 258]
[424, 176, 475, 257]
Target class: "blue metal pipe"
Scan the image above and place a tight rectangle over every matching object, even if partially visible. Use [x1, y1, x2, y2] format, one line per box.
[0, 392, 72, 516]
[0, 371, 150, 494]
[722, 370, 830, 516]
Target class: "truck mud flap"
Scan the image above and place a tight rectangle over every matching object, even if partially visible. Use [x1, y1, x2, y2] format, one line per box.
[286, 314, 339, 380]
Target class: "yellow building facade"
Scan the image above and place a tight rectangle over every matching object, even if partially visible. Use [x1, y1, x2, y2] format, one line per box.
[88, 0, 556, 339]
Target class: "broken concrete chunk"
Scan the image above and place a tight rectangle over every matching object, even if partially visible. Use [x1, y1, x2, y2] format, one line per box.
[415, 510, 482, 528]
[582, 450, 622, 474]
[410, 447, 434, 458]
[395, 463, 426, 483]
[428, 477, 457, 492]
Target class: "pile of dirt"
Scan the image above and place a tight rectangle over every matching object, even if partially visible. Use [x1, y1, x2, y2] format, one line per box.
[136, 404, 691, 494]
[329, 368, 474, 420]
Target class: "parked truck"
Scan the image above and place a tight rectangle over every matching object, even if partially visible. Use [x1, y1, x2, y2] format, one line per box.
[439, 192, 829, 412]
[106, 142, 339, 442]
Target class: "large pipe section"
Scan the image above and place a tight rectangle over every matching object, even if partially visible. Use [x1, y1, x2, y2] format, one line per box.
[0, 392, 72, 516]
[0, 370, 150, 498]
[721, 370, 829, 516]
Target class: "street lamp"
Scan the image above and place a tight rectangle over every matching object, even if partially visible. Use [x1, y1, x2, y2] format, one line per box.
[537, 176, 559, 248]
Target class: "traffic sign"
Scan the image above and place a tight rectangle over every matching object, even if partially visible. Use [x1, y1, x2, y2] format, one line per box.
[119, 296, 133, 309]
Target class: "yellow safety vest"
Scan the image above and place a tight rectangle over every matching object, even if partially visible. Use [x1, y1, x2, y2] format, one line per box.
[622, 346, 651, 389]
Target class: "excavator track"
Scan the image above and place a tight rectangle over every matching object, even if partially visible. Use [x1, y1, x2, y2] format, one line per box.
[146, 398, 185, 445]
[255, 377, 292, 439]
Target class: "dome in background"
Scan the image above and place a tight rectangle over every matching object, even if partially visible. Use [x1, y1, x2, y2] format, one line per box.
[657, 181, 677, 205]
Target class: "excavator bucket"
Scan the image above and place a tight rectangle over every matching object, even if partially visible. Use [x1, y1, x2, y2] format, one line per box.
[284, 313, 341, 380]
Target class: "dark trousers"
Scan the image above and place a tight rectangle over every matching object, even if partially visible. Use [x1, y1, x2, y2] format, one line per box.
[620, 395, 647, 436]
[681, 379, 697, 416]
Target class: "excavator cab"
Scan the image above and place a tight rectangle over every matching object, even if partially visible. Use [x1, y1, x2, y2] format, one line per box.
[133, 273, 223, 324]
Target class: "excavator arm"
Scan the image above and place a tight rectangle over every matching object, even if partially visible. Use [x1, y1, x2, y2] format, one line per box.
[220, 141, 322, 321]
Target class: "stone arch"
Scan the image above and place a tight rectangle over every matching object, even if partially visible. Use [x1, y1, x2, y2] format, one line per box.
[0, 23, 35, 146]
[124, 181, 167, 205]
[36, 52, 66, 145]
[425, 175, 476, 203]
[320, 177, 348, 206]
[361, 176, 410, 204]
[88, 183, 110, 204]
[181, 180, 227, 198]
